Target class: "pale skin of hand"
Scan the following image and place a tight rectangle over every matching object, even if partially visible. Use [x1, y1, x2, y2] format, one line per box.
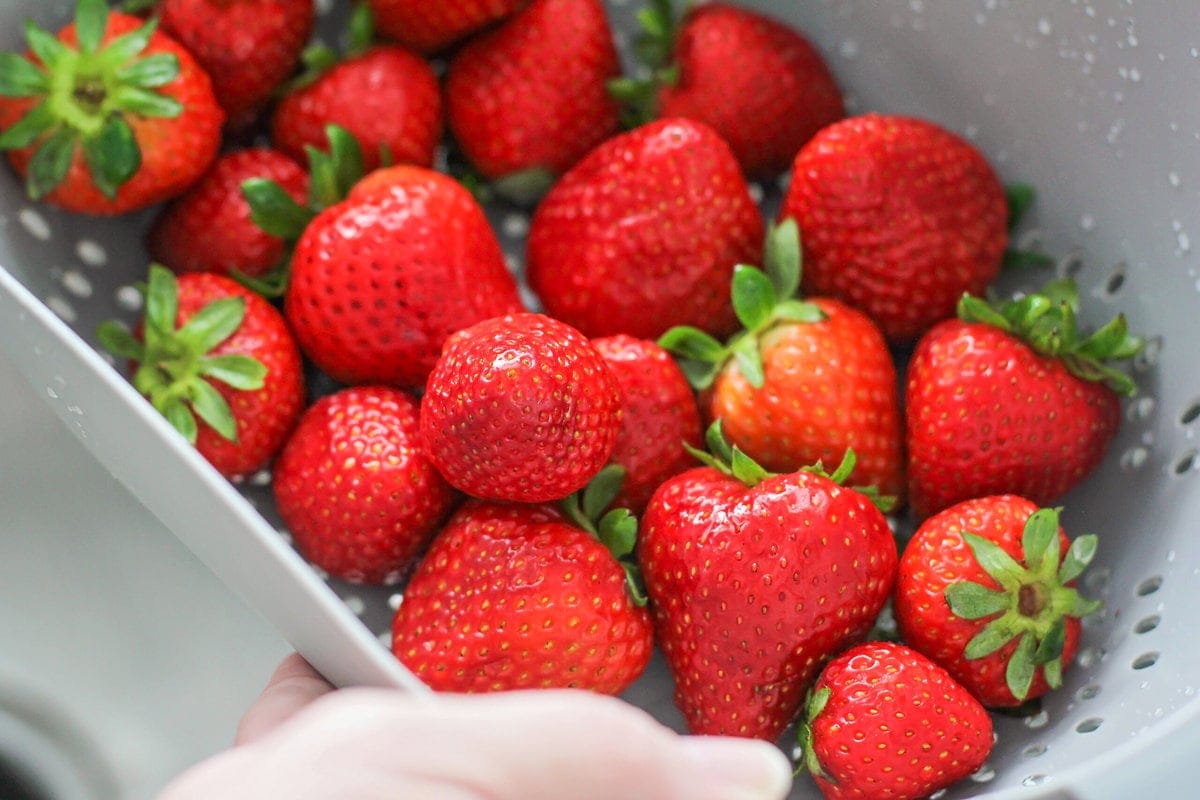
[158, 654, 795, 800]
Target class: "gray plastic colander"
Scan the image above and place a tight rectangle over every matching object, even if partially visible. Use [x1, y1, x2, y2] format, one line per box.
[0, 1, 1195, 798]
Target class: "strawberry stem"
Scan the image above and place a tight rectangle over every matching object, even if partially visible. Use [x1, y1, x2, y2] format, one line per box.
[560, 466, 648, 607]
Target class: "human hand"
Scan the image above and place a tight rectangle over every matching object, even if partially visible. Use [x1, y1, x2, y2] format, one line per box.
[159, 654, 794, 800]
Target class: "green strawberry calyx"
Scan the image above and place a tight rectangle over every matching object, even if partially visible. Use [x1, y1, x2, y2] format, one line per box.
[685, 420, 896, 512]
[659, 218, 826, 390]
[795, 686, 834, 780]
[1003, 183, 1055, 270]
[560, 465, 648, 607]
[606, 0, 680, 128]
[96, 264, 267, 446]
[0, 0, 184, 200]
[944, 507, 1102, 702]
[236, 124, 366, 297]
[283, 0, 375, 94]
[958, 277, 1144, 396]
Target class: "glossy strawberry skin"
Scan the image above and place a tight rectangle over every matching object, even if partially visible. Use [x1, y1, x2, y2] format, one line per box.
[445, 0, 621, 181]
[392, 501, 653, 693]
[592, 335, 703, 514]
[284, 165, 523, 388]
[159, 0, 314, 124]
[420, 313, 622, 504]
[781, 114, 1007, 341]
[148, 148, 308, 279]
[0, 13, 223, 215]
[638, 466, 897, 740]
[164, 275, 303, 478]
[368, 0, 524, 53]
[807, 642, 993, 800]
[894, 496, 1081, 708]
[659, 3, 844, 178]
[273, 387, 457, 585]
[527, 118, 764, 340]
[710, 298, 904, 500]
[906, 320, 1121, 520]
[272, 46, 441, 172]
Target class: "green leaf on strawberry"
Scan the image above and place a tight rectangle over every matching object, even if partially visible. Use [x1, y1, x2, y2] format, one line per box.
[561, 465, 648, 607]
[606, 0, 679, 127]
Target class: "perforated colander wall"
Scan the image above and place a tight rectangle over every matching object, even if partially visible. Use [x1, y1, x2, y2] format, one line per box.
[1, 2, 1198, 799]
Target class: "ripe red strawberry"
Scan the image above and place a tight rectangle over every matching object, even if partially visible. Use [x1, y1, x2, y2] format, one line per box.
[285, 165, 523, 387]
[639, 431, 897, 740]
[445, 0, 621, 195]
[147, 148, 308, 279]
[780, 114, 1008, 341]
[368, 0, 525, 54]
[906, 280, 1143, 519]
[392, 494, 653, 694]
[798, 642, 994, 800]
[527, 118, 763, 340]
[272, 7, 440, 173]
[98, 266, 304, 479]
[420, 313, 622, 503]
[592, 335, 702, 514]
[156, 0, 314, 125]
[273, 387, 457, 585]
[894, 497, 1102, 707]
[0, 0, 223, 214]
[612, 1, 844, 177]
[661, 220, 904, 499]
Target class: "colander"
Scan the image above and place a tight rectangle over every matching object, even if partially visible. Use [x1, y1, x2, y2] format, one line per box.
[1, 1, 1196, 798]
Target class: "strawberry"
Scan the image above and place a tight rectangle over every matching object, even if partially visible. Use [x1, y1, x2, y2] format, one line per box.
[420, 313, 622, 503]
[611, 1, 844, 177]
[97, 265, 304, 479]
[391, 477, 653, 693]
[147, 147, 308, 280]
[660, 220, 903, 499]
[779, 114, 1008, 341]
[894, 497, 1102, 707]
[527, 117, 764, 340]
[272, 5, 440, 173]
[638, 427, 897, 740]
[444, 0, 621, 200]
[906, 279, 1143, 519]
[155, 0, 314, 125]
[367, 0, 525, 54]
[273, 387, 457, 585]
[285, 165, 521, 387]
[0, 0, 223, 214]
[798, 642, 994, 800]
[591, 335, 702, 514]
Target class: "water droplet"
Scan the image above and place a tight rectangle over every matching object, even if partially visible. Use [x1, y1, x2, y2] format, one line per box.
[1037, 17, 1052, 35]
[839, 38, 859, 59]
[1169, 171, 1182, 188]
[388, 593, 404, 610]
[1121, 445, 1149, 471]
[1128, 395, 1156, 420]
[1178, 232, 1191, 252]
[46, 387, 58, 400]
[1080, 213, 1096, 231]
[251, 470, 272, 487]
[970, 764, 996, 783]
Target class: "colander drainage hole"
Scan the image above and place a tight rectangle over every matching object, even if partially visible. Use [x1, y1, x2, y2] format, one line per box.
[1137, 575, 1164, 596]
[969, 764, 996, 783]
[1181, 400, 1200, 425]
[1023, 774, 1050, 787]
[1172, 450, 1197, 475]
[1057, 251, 1084, 279]
[1075, 717, 1103, 734]
[1134, 614, 1161, 634]
[1132, 652, 1160, 670]
[1075, 684, 1101, 701]
[1103, 266, 1126, 296]
[1022, 743, 1048, 758]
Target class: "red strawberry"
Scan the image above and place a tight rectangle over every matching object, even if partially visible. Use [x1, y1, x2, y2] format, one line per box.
[445, 0, 621, 195]
[0, 0, 223, 214]
[661, 220, 904, 499]
[285, 165, 523, 387]
[147, 148, 308, 279]
[273, 387, 457, 585]
[368, 0, 524, 54]
[157, 0, 314, 125]
[779, 114, 1007, 341]
[906, 280, 1142, 519]
[894, 496, 1102, 707]
[798, 642, 994, 800]
[592, 335, 702, 514]
[98, 266, 304, 479]
[420, 313, 622, 503]
[272, 7, 440, 173]
[392, 493, 653, 694]
[612, 1, 844, 177]
[527, 118, 764, 340]
[639, 431, 897, 740]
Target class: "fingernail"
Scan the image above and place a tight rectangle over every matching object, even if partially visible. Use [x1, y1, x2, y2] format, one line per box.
[678, 736, 794, 800]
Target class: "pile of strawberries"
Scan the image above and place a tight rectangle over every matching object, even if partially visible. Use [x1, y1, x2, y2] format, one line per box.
[1, 1, 1147, 797]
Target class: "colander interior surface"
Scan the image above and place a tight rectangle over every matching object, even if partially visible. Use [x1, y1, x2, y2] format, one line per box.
[2, 2, 1199, 798]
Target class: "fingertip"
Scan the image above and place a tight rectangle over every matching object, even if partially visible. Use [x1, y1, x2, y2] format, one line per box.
[234, 653, 335, 746]
[676, 736, 794, 800]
